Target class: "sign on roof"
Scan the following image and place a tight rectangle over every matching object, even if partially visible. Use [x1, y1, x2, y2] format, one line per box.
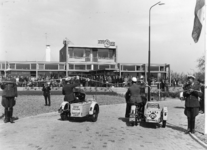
[98, 39, 115, 48]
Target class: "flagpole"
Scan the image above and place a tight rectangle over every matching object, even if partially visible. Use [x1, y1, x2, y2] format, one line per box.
[204, 2, 207, 135]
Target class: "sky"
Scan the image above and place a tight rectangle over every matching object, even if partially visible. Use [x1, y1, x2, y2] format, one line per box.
[0, 0, 205, 73]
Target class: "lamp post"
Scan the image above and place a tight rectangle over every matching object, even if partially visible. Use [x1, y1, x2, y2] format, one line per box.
[148, 1, 164, 101]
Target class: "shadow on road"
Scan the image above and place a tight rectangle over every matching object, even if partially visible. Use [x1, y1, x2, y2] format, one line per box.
[166, 123, 186, 133]
[118, 117, 157, 128]
[174, 106, 185, 109]
[139, 122, 157, 129]
[118, 117, 131, 126]
[57, 117, 89, 123]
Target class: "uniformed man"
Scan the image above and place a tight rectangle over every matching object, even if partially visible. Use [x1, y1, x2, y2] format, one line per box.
[125, 77, 142, 118]
[42, 82, 51, 106]
[62, 76, 80, 103]
[1, 75, 18, 123]
[183, 75, 202, 134]
[139, 76, 146, 97]
[139, 76, 147, 112]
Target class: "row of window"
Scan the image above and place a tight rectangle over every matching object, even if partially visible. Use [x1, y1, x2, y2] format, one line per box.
[0, 63, 65, 70]
[121, 65, 165, 71]
[68, 64, 116, 70]
[0, 63, 166, 72]
[0, 63, 116, 71]
[68, 48, 115, 59]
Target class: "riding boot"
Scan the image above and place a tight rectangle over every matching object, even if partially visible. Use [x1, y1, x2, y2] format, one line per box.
[48, 95, 51, 106]
[185, 118, 191, 134]
[191, 119, 195, 134]
[4, 108, 9, 123]
[44, 95, 47, 106]
[9, 108, 14, 123]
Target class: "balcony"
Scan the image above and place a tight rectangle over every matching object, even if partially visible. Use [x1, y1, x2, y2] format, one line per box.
[94, 57, 116, 63]
[68, 56, 86, 62]
[68, 56, 116, 63]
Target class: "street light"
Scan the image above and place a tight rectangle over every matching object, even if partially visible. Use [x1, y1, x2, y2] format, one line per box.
[148, 1, 165, 101]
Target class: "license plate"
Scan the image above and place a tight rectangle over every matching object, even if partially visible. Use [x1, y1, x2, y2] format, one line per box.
[71, 112, 81, 117]
[72, 106, 80, 110]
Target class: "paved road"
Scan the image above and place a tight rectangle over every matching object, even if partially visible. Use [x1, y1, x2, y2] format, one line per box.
[0, 99, 206, 150]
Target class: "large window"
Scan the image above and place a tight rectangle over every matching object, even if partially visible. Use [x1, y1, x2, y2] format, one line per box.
[136, 66, 140, 71]
[9, 64, 15, 69]
[98, 49, 108, 59]
[160, 66, 165, 71]
[31, 64, 36, 69]
[150, 66, 159, 71]
[16, 64, 30, 70]
[73, 48, 84, 58]
[87, 65, 91, 70]
[69, 48, 74, 58]
[59, 64, 65, 70]
[69, 64, 74, 69]
[45, 64, 58, 70]
[109, 49, 114, 59]
[2, 64, 5, 69]
[99, 65, 109, 70]
[85, 49, 91, 61]
[123, 65, 135, 71]
[75, 64, 85, 70]
[38, 64, 44, 70]
[94, 64, 98, 70]
[110, 65, 115, 69]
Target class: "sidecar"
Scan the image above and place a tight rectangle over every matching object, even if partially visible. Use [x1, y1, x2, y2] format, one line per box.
[129, 101, 168, 127]
[144, 102, 168, 127]
[58, 88, 99, 122]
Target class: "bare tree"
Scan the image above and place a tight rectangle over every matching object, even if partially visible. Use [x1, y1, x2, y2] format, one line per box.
[197, 55, 205, 72]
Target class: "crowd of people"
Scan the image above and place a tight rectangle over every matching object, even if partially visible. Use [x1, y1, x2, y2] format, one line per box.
[0, 74, 174, 88]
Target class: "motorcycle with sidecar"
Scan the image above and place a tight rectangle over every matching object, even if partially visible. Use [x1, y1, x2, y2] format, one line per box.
[58, 88, 99, 122]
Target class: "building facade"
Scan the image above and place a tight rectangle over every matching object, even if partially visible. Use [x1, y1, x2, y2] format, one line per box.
[0, 39, 170, 83]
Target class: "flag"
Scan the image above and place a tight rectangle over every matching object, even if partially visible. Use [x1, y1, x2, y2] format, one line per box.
[192, 0, 205, 43]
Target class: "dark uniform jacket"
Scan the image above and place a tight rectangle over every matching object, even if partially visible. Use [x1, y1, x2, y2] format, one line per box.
[200, 85, 204, 100]
[1, 78, 18, 98]
[62, 81, 80, 102]
[125, 84, 142, 104]
[140, 82, 146, 96]
[42, 86, 51, 95]
[183, 82, 202, 108]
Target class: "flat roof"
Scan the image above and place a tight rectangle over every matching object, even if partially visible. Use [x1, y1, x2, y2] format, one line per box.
[67, 45, 116, 49]
[118, 63, 169, 66]
[0, 61, 66, 64]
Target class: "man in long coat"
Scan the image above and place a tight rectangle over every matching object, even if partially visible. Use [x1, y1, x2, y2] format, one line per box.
[183, 75, 202, 134]
[62, 76, 80, 103]
[1, 75, 18, 123]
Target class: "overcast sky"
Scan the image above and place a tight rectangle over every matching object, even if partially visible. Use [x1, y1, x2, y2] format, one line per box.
[0, 0, 205, 73]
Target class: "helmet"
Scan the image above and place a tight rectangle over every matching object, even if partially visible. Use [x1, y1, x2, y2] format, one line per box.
[140, 76, 144, 79]
[65, 77, 71, 81]
[131, 77, 137, 82]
